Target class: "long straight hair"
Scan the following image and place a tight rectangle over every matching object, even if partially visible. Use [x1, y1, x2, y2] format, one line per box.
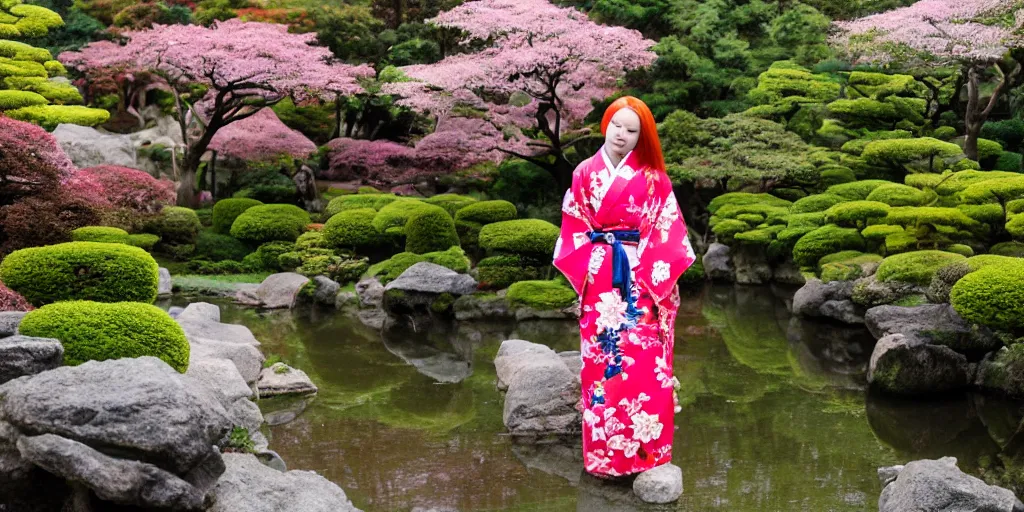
[600, 96, 665, 173]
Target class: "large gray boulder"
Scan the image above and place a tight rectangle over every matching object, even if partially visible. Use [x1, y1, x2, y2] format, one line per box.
[453, 293, 513, 321]
[0, 357, 232, 474]
[310, 276, 340, 306]
[189, 340, 264, 386]
[868, 333, 972, 395]
[792, 279, 863, 324]
[250, 273, 312, 309]
[976, 347, 1024, 398]
[384, 262, 477, 296]
[185, 357, 253, 405]
[210, 453, 361, 512]
[16, 434, 207, 511]
[879, 457, 1024, 512]
[52, 124, 136, 168]
[257, 363, 318, 397]
[494, 339, 580, 436]
[852, 274, 927, 308]
[731, 245, 772, 285]
[703, 243, 734, 281]
[0, 335, 63, 385]
[865, 304, 999, 354]
[0, 311, 26, 339]
[355, 277, 384, 308]
[633, 463, 683, 504]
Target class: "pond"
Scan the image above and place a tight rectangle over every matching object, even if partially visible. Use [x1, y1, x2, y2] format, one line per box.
[170, 284, 1024, 511]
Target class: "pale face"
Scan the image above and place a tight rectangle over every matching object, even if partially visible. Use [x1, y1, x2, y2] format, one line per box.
[605, 108, 641, 159]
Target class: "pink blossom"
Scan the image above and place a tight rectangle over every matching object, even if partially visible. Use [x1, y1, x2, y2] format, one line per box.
[0, 116, 76, 180]
[208, 108, 317, 162]
[69, 165, 176, 213]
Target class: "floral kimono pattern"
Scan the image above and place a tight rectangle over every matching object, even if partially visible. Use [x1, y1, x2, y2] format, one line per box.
[553, 147, 695, 476]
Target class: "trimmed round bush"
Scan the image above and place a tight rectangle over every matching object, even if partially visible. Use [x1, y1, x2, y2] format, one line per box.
[966, 254, 1021, 271]
[792, 225, 865, 267]
[861, 224, 904, 241]
[325, 193, 399, 216]
[231, 204, 311, 243]
[866, 183, 929, 207]
[406, 207, 459, 254]
[824, 201, 890, 227]
[0, 242, 159, 306]
[951, 260, 1024, 331]
[711, 219, 750, 239]
[945, 244, 974, 257]
[825, 180, 894, 200]
[479, 219, 559, 255]
[323, 208, 381, 250]
[147, 207, 201, 245]
[19, 301, 189, 372]
[791, 194, 846, 214]
[477, 255, 540, 289]
[367, 247, 470, 284]
[423, 194, 477, 216]
[991, 241, 1024, 257]
[708, 193, 791, 214]
[507, 280, 577, 310]
[995, 152, 1023, 172]
[455, 200, 518, 224]
[371, 199, 441, 232]
[295, 231, 328, 251]
[241, 241, 296, 272]
[195, 231, 252, 262]
[125, 234, 160, 251]
[212, 198, 263, 234]
[876, 250, 967, 285]
[71, 226, 129, 244]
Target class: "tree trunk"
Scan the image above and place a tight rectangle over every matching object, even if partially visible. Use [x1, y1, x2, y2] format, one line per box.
[177, 129, 217, 207]
[333, 95, 343, 140]
[964, 65, 983, 161]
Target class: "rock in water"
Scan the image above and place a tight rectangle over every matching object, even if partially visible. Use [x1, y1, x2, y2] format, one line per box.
[0, 357, 231, 474]
[879, 457, 1024, 512]
[868, 333, 971, 395]
[311, 276, 340, 306]
[257, 363, 318, 397]
[384, 262, 477, 296]
[158, 267, 173, 296]
[0, 336, 63, 385]
[703, 243, 734, 282]
[494, 339, 580, 436]
[633, 463, 683, 504]
[254, 273, 311, 309]
[210, 453, 361, 512]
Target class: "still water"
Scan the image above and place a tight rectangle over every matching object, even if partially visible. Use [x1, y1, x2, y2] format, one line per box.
[189, 285, 1024, 511]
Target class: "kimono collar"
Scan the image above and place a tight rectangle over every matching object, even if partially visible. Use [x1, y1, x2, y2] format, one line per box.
[600, 145, 634, 174]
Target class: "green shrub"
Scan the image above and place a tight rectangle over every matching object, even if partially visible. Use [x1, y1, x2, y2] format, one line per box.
[995, 152, 1023, 172]
[5, 105, 109, 130]
[212, 198, 262, 234]
[820, 166, 857, 186]
[241, 241, 296, 272]
[455, 200, 518, 224]
[865, 183, 930, 206]
[825, 180, 894, 200]
[0, 89, 46, 109]
[506, 280, 577, 310]
[785, 212, 826, 228]
[861, 137, 964, 173]
[195, 231, 251, 262]
[861, 224, 904, 241]
[951, 260, 1024, 331]
[71, 226, 129, 244]
[147, 206, 201, 246]
[194, 208, 213, 227]
[957, 204, 1005, 224]
[876, 250, 967, 285]
[824, 201, 890, 227]
[991, 241, 1024, 257]
[19, 301, 189, 372]
[479, 219, 559, 255]
[371, 199, 440, 233]
[791, 225, 865, 266]
[367, 246, 470, 284]
[230, 204, 310, 243]
[125, 234, 159, 251]
[707, 192, 791, 214]
[932, 126, 957, 140]
[966, 254, 1021, 271]
[295, 231, 328, 251]
[406, 207, 459, 254]
[325, 193, 398, 216]
[0, 242, 159, 306]
[712, 219, 751, 239]
[818, 251, 883, 282]
[322, 208, 381, 250]
[423, 246, 470, 274]
[476, 255, 540, 289]
[885, 231, 918, 253]
[945, 244, 974, 257]
[423, 194, 477, 216]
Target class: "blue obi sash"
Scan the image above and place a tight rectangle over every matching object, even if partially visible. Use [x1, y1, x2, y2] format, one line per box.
[588, 229, 640, 302]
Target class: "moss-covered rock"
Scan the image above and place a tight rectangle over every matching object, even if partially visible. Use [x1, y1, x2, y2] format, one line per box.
[926, 261, 970, 304]
[19, 301, 189, 372]
[876, 250, 967, 286]
[212, 198, 263, 234]
[479, 219, 559, 256]
[0, 242, 159, 306]
[865, 183, 930, 207]
[790, 194, 845, 214]
[792, 224, 865, 267]
[367, 247, 470, 284]
[506, 280, 577, 310]
[230, 204, 310, 244]
[325, 193, 399, 216]
[825, 180, 894, 200]
[950, 260, 1024, 332]
[476, 255, 540, 290]
[322, 207, 381, 250]
[824, 200, 890, 228]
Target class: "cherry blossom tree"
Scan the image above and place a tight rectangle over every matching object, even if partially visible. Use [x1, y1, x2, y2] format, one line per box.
[61, 20, 374, 206]
[382, 0, 657, 190]
[832, 0, 1024, 160]
[208, 108, 318, 163]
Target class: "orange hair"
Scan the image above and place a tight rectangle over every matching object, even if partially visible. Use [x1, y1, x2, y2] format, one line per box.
[600, 96, 664, 173]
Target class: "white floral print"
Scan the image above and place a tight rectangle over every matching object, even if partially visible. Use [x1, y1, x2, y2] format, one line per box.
[650, 260, 670, 286]
[588, 246, 606, 275]
[586, 450, 612, 473]
[594, 291, 628, 331]
[604, 416, 626, 436]
[655, 195, 679, 243]
[552, 237, 562, 261]
[619, 393, 651, 417]
[583, 409, 602, 427]
[573, 232, 589, 249]
[655, 355, 673, 388]
[630, 411, 663, 443]
[607, 434, 641, 458]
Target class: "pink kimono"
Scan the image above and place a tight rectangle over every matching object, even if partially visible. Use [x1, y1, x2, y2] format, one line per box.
[553, 147, 695, 476]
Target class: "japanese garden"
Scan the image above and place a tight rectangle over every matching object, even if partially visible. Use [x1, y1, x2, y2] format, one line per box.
[1, 0, 1023, 509]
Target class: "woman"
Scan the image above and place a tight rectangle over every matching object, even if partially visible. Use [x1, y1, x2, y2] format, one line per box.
[553, 96, 695, 477]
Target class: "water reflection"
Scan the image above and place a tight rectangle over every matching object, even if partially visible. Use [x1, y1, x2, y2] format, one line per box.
[168, 286, 1024, 511]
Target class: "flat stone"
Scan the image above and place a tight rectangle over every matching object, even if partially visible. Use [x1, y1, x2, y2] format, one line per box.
[384, 262, 477, 296]
[189, 338, 264, 386]
[255, 450, 287, 472]
[158, 268, 172, 296]
[177, 302, 221, 323]
[17, 434, 207, 510]
[879, 457, 1022, 512]
[0, 357, 231, 474]
[0, 311, 26, 339]
[185, 357, 253, 405]
[255, 273, 311, 309]
[0, 336, 63, 385]
[633, 463, 683, 504]
[210, 453, 361, 512]
[257, 363, 318, 397]
[865, 304, 998, 354]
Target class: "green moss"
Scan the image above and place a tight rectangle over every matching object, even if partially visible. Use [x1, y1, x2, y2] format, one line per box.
[367, 247, 470, 284]
[405, 206, 459, 254]
[734, 229, 773, 245]
[991, 242, 1024, 257]
[369, 199, 438, 233]
[865, 183, 930, 207]
[19, 301, 189, 373]
[423, 246, 470, 274]
[241, 241, 296, 272]
[422, 194, 477, 216]
[791, 224, 865, 267]
[0, 242, 159, 306]
[71, 226, 129, 244]
[966, 254, 1022, 272]
[825, 180, 894, 200]
[713, 219, 752, 239]
[861, 224, 904, 241]
[324, 193, 399, 216]
[876, 250, 967, 285]
[884, 231, 918, 253]
[707, 192, 791, 214]
[5, 104, 109, 130]
[957, 204, 1005, 224]
[944, 244, 974, 257]
[194, 230, 251, 262]
[454, 200, 517, 224]
[146, 206, 201, 246]
[230, 204, 310, 243]
[478, 219, 559, 255]
[506, 280, 577, 310]
[951, 260, 1024, 331]
[322, 208, 381, 250]
[476, 255, 540, 289]
[212, 198, 262, 234]
[824, 200, 890, 227]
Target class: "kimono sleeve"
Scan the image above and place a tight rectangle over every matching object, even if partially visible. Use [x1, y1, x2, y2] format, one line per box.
[635, 178, 695, 302]
[552, 166, 594, 296]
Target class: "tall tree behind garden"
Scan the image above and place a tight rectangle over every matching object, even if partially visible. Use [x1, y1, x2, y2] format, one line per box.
[831, 0, 1024, 160]
[61, 20, 374, 207]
